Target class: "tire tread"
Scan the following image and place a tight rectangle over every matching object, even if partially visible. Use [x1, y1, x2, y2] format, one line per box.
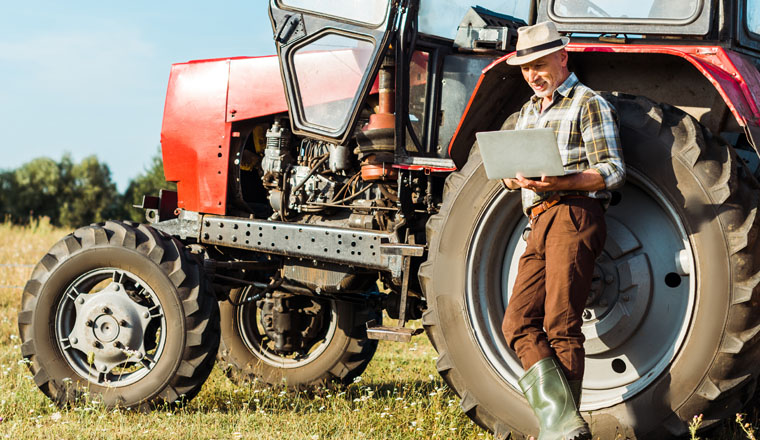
[17, 220, 220, 409]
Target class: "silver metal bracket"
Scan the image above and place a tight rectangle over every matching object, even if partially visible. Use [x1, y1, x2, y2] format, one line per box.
[152, 210, 202, 240]
[366, 242, 425, 342]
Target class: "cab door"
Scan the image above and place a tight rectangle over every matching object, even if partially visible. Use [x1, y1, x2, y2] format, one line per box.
[269, 0, 397, 144]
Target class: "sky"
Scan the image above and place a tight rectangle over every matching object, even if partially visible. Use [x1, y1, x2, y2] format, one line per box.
[0, 1, 274, 191]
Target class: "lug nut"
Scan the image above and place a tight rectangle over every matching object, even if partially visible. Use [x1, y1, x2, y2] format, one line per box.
[71, 337, 79, 345]
[136, 352, 144, 360]
[102, 307, 112, 315]
[93, 341, 102, 349]
[77, 297, 85, 305]
[605, 275, 614, 284]
[622, 294, 630, 302]
[85, 320, 94, 327]
[143, 312, 150, 319]
[582, 309, 592, 320]
[99, 365, 108, 372]
[113, 284, 120, 291]
[113, 341, 123, 349]
[120, 319, 129, 327]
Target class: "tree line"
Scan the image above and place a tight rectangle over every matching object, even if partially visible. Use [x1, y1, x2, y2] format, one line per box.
[0, 149, 176, 228]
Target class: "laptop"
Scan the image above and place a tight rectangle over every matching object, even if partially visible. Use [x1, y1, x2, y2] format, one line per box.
[476, 128, 565, 180]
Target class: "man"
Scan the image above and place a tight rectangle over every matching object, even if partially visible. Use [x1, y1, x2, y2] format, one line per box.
[500, 21, 625, 440]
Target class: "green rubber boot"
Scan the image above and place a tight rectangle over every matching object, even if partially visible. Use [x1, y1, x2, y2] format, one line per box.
[568, 380, 582, 409]
[518, 358, 591, 440]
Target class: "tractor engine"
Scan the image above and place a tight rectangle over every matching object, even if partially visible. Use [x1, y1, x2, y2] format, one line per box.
[249, 119, 400, 232]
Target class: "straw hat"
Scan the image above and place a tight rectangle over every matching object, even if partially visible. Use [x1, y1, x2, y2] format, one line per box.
[507, 21, 570, 65]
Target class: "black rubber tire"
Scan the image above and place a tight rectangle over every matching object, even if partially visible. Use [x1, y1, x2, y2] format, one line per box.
[418, 94, 760, 439]
[218, 287, 378, 389]
[18, 221, 220, 408]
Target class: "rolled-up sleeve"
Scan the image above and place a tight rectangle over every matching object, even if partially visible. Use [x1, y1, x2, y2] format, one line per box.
[581, 95, 625, 190]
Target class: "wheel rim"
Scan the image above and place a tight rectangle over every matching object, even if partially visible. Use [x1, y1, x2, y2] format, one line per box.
[55, 268, 167, 387]
[465, 169, 695, 410]
[236, 286, 338, 368]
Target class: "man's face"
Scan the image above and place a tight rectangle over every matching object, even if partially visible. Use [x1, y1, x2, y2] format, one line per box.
[520, 50, 568, 99]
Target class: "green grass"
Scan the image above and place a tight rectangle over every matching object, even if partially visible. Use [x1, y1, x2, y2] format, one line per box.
[0, 220, 757, 439]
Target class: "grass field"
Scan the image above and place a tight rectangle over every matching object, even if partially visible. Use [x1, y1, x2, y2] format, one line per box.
[0, 220, 756, 439]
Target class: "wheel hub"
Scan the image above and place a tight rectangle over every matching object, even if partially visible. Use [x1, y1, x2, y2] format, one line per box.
[93, 314, 120, 342]
[582, 218, 652, 356]
[66, 280, 156, 377]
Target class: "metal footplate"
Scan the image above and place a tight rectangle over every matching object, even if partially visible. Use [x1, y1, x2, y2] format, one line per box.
[366, 243, 425, 342]
[366, 319, 423, 342]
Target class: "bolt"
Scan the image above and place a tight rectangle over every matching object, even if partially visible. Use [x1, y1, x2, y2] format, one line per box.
[113, 341, 123, 349]
[135, 352, 144, 360]
[120, 319, 129, 327]
[93, 341, 102, 349]
[582, 309, 592, 320]
[143, 312, 150, 319]
[102, 307, 112, 315]
[71, 337, 79, 345]
[99, 364, 107, 372]
[113, 284, 120, 291]
[77, 297, 85, 305]
[85, 319, 94, 327]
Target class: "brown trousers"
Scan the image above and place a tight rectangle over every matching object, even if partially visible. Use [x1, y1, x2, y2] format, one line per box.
[502, 197, 606, 381]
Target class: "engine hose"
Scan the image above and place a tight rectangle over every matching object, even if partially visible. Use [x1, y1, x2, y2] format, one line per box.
[331, 172, 361, 202]
[331, 183, 374, 204]
[378, 184, 399, 202]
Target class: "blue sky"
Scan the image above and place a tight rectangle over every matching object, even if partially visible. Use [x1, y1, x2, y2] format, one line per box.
[0, 1, 274, 191]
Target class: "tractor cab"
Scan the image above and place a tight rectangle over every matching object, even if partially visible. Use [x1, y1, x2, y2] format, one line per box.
[269, 0, 760, 167]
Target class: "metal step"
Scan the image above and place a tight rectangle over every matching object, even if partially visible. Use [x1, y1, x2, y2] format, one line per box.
[366, 319, 423, 342]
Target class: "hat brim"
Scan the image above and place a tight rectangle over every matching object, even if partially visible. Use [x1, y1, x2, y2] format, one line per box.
[506, 37, 570, 66]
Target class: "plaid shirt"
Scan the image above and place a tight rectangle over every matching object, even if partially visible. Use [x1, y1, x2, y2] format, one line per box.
[515, 72, 625, 214]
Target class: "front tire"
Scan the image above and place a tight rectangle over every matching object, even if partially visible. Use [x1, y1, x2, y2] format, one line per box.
[419, 94, 760, 438]
[18, 221, 220, 408]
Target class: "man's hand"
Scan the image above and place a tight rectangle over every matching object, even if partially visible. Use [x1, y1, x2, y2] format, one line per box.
[515, 174, 560, 192]
[502, 178, 521, 190]
[503, 170, 606, 193]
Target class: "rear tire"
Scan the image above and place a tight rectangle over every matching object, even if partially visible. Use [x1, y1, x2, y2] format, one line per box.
[18, 221, 220, 408]
[419, 94, 760, 438]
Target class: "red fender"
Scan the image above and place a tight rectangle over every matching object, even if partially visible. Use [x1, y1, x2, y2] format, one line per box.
[448, 43, 760, 168]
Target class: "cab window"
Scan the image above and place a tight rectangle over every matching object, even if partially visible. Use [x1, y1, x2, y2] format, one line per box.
[292, 34, 374, 130]
[749, 0, 760, 36]
[279, 0, 388, 26]
[552, 0, 700, 21]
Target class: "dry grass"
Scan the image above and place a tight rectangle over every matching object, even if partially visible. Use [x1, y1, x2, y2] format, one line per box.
[0, 220, 756, 439]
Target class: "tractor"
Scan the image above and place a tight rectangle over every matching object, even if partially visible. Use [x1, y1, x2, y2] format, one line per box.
[18, 0, 760, 438]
